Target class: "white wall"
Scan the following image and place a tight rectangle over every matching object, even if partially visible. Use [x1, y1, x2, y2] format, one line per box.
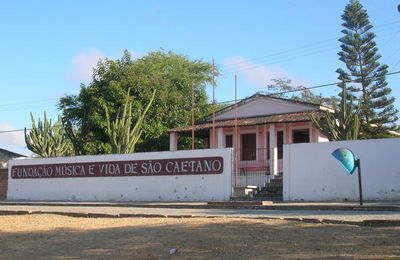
[8, 149, 232, 202]
[283, 138, 400, 201]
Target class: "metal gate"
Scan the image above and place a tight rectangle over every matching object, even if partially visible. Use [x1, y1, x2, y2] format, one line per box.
[231, 148, 271, 198]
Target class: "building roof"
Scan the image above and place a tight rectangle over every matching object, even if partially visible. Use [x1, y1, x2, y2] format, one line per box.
[0, 148, 27, 169]
[171, 110, 326, 133]
[170, 92, 330, 134]
[0, 148, 26, 160]
[204, 92, 331, 122]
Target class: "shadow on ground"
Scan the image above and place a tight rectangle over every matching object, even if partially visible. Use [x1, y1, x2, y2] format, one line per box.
[0, 215, 399, 259]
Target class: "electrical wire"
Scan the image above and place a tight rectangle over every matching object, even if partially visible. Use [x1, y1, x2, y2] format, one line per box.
[223, 46, 338, 75]
[1, 23, 398, 112]
[222, 29, 400, 75]
[212, 70, 400, 105]
[222, 21, 400, 70]
[0, 128, 30, 134]
[1, 70, 399, 135]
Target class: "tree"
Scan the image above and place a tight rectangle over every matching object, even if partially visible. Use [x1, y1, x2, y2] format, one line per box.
[336, 0, 398, 138]
[105, 89, 156, 154]
[265, 78, 337, 106]
[25, 112, 72, 157]
[59, 50, 214, 154]
[312, 82, 361, 140]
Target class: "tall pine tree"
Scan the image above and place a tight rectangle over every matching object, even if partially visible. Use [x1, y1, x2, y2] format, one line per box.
[336, 0, 398, 138]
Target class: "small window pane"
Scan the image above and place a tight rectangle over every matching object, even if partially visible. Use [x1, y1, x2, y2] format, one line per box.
[225, 135, 233, 148]
[293, 129, 310, 143]
[277, 131, 284, 159]
[241, 133, 256, 161]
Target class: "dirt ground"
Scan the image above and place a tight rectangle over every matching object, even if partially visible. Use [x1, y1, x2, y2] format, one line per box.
[0, 214, 399, 259]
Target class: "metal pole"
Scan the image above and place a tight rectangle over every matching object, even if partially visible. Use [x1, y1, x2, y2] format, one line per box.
[192, 81, 195, 150]
[356, 159, 363, 206]
[234, 75, 238, 186]
[212, 59, 216, 149]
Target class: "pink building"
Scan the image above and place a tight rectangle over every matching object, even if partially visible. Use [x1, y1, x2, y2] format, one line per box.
[169, 93, 330, 197]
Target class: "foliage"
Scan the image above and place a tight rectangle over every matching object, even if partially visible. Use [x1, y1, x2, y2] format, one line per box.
[312, 82, 360, 141]
[265, 78, 337, 106]
[105, 89, 156, 154]
[25, 112, 72, 157]
[62, 119, 86, 156]
[336, 0, 398, 138]
[58, 50, 215, 154]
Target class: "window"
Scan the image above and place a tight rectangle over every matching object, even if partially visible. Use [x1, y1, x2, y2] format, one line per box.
[293, 129, 310, 143]
[225, 135, 233, 148]
[277, 131, 284, 159]
[241, 133, 256, 161]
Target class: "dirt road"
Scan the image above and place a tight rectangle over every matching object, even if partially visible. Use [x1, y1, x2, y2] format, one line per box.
[0, 214, 399, 259]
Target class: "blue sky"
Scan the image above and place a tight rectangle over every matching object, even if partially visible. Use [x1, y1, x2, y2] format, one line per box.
[0, 0, 399, 155]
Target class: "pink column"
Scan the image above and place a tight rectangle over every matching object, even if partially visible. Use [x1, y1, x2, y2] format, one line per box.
[257, 126, 264, 161]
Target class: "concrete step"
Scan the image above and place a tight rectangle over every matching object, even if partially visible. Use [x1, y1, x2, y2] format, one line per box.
[258, 191, 283, 196]
[255, 196, 283, 202]
[208, 201, 274, 206]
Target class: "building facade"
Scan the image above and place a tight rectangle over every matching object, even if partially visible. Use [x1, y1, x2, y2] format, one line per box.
[0, 148, 26, 200]
[169, 93, 330, 191]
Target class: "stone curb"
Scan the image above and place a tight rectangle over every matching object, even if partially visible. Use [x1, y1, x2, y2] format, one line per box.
[0, 210, 400, 227]
[0, 201, 399, 211]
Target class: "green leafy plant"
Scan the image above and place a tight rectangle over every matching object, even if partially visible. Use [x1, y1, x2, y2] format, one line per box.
[336, 0, 398, 137]
[312, 83, 361, 140]
[59, 50, 215, 154]
[25, 112, 72, 157]
[105, 89, 156, 154]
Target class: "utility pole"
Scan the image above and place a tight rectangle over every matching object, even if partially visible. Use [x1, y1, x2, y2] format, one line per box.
[191, 81, 195, 150]
[212, 59, 216, 149]
[234, 75, 238, 186]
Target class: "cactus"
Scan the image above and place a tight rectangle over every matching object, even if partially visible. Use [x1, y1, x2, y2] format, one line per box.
[62, 119, 85, 155]
[25, 112, 72, 157]
[105, 89, 156, 154]
[311, 82, 360, 140]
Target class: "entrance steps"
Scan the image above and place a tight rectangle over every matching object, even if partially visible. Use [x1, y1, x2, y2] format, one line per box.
[232, 175, 283, 201]
[257, 176, 283, 201]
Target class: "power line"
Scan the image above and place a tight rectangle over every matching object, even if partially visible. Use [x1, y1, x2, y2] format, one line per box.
[1, 69, 399, 135]
[0, 105, 57, 113]
[222, 21, 400, 70]
[222, 26, 400, 75]
[264, 70, 400, 97]
[222, 38, 337, 69]
[0, 100, 59, 112]
[392, 58, 400, 71]
[0, 128, 30, 134]
[0, 98, 59, 108]
[213, 70, 400, 105]
[384, 46, 400, 65]
[222, 42, 338, 74]
[0, 71, 399, 134]
[223, 46, 338, 75]
[1, 25, 398, 112]
[1, 70, 399, 134]
[380, 30, 400, 49]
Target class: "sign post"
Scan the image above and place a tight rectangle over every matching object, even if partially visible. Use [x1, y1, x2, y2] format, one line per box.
[332, 148, 363, 206]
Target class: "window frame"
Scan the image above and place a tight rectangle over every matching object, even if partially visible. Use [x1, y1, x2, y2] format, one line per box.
[292, 128, 310, 144]
[240, 132, 257, 161]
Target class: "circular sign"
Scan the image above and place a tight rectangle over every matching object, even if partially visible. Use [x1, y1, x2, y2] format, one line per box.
[331, 148, 356, 174]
